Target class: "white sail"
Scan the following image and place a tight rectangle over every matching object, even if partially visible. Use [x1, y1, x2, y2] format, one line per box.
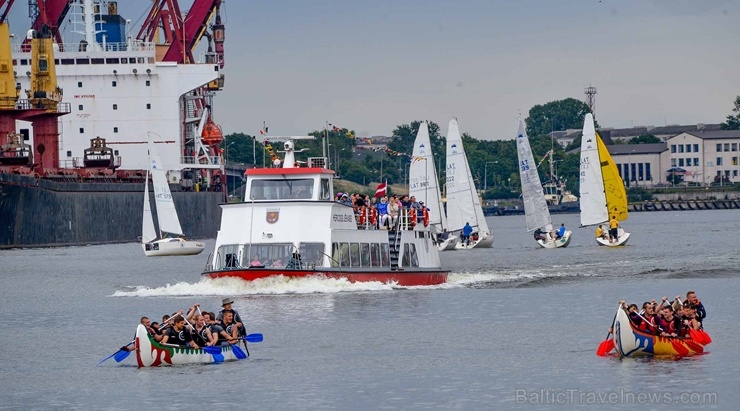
[516, 118, 552, 232]
[579, 113, 609, 226]
[409, 122, 448, 232]
[445, 119, 488, 235]
[141, 171, 157, 244]
[149, 140, 185, 236]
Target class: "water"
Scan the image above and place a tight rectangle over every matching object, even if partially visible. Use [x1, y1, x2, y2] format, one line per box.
[1, 210, 738, 410]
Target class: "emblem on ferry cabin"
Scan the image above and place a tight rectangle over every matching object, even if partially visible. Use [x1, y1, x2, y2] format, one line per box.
[266, 209, 280, 224]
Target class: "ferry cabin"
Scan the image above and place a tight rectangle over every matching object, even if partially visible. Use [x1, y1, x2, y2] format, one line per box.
[207, 167, 443, 275]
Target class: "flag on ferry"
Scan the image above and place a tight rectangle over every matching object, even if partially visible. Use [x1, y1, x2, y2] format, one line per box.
[259, 126, 269, 135]
[375, 181, 387, 198]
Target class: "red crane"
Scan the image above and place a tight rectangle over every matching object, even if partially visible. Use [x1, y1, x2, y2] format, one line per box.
[136, 0, 225, 68]
[23, 0, 70, 47]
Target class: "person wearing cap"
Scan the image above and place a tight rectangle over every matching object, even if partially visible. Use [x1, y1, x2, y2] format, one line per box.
[216, 298, 246, 338]
[339, 194, 352, 207]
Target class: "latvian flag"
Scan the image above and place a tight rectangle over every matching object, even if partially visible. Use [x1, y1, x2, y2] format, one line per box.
[374, 181, 387, 198]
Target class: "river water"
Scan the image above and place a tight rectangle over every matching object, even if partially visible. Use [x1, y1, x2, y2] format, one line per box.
[1, 209, 737, 410]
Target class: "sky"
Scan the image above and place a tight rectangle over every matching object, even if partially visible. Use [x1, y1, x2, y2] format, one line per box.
[7, 0, 739, 140]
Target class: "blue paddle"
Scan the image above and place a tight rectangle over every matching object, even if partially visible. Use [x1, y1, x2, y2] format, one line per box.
[231, 344, 247, 359]
[97, 342, 133, 366]
[203, 345, 224, 362]
[244, 333, 263, 343]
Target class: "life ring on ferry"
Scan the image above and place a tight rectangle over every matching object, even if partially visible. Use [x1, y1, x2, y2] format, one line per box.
[369, 206, 378, 225]
[408, 208, 417, 227]
[359, 206, 367, 225]
[422, 208, 429, 226]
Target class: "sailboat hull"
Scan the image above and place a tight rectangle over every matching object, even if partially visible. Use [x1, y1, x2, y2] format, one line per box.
[454, 233, 493, 249]
[142, 238, 205, 256]
[536, 231, 572, 248]
[596, 229, 630, 247]
[437, 236, 460, 251]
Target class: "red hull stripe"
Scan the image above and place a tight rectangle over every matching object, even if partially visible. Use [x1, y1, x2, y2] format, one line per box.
[204, 269, 448, 287]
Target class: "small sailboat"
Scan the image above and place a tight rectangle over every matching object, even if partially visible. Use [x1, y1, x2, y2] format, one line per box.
[445, 119, 493, 249]
[141, 137, 205, 256]
[409, 122, 459, 251]
[579, 114, 630, 246]
[515, 118, 571, 248]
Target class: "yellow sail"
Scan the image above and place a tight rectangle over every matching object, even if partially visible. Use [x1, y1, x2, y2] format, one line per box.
[596, 133, 628, 221]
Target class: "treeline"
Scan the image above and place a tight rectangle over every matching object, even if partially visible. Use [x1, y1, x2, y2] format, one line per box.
[221, 95, 740, 199]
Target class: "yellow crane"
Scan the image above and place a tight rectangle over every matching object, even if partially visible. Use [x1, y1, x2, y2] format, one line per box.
[26, 25, 62, 111]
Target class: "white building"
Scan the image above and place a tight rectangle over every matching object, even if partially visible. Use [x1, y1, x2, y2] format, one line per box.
[665, 130, 740, 185]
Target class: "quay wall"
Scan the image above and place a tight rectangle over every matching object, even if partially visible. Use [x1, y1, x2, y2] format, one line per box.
[0, 174, 223, 249]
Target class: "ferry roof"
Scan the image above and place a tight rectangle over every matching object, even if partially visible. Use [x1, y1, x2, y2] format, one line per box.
[246, 167, 336, 176]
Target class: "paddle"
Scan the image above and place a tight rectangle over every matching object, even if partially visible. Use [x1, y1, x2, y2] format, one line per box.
[231, 344, 247, 359]
[596, 305, 620, 356]
[97, 341, 133, 366]
[677, 298, 711, 345]
[244, 333, 263, 343]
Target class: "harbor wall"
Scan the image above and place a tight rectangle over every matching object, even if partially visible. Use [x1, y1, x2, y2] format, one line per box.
[0, 174, 223, 248]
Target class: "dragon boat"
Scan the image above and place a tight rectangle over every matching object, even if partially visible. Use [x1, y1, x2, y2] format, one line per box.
[612, 305, 706, 358]
[134, 324, 242, 367]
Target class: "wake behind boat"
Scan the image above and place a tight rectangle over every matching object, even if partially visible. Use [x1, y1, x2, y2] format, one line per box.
[515, 118, 571, 248]
[202, 136, 448, 286]
[579, 114, 630, 246]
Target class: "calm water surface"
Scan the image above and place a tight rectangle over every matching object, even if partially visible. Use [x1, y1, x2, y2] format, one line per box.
[1, 209, 738, 410]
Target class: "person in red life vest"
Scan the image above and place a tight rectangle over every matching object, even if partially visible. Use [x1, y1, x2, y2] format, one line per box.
[638, 302, 660, 334]
[657, 305, 682, 338]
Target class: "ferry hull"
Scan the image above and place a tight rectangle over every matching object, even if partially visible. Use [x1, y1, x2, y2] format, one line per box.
[204, 268, 449, 286]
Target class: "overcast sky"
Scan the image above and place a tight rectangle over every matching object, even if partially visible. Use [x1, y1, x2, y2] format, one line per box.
[8, 0, 739, 140]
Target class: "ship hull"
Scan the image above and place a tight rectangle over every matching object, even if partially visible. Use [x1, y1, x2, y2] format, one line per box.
[204, 268, 449, 286]
[0, 174, 222, 248]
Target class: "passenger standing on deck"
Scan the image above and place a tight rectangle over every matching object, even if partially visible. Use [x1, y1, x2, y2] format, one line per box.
[609, 216, 619, 243]
[388, 196, 400, 228]
[377, 196, 389, 229]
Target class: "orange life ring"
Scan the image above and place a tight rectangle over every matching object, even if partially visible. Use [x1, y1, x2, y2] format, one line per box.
[408, 208, 417, 227]
[422, 208, 429, 226]
[359, 206, 367, 225]
[369, 206, 378, 225]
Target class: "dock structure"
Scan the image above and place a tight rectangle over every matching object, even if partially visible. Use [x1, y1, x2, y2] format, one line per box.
[630, 199, 740, 212]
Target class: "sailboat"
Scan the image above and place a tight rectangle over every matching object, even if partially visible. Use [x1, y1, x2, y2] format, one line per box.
[445, 119, 493, 249]
[515, 118, 572, 248]
[409, 122, 459, 251]
[141, 138, 205, 257]
[579, 113, 630, 246]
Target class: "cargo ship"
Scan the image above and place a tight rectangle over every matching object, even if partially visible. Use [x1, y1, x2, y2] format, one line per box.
[0, 0, 228, 248]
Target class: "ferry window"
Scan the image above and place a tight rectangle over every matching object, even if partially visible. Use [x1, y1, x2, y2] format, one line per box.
[113, 104, 118, 110]
[112, 81, 117, 87]
[113, 127, 118, 133]
[146, 80, 151, 86]
[244, 243, 292, 268]
[250, 178, 315, 200]
[121, 58, 128, 64]
[91, 58, 104, 64]
[320, 179, 331, 200]
[401, 244, 410, 267]
[146, 103, 151, 109]
[381, 243, 390, 267]
[76, 58, 90, 65]
[79, 128, 84, 133]
[300, 242, 325, 267]
[61, 58, 74, 65]
[78, 105, 83, 111]
[360, 243, 370, 267]
[66, 151, 72, 157]
[77, 81, 82, 88]
[217, 244, 241, 269]
[370, 243, 380, 267]
[138, 57, 145, 64]
[105, 58, 120, 64]
[350, 243, 360, 267]
[409, 244, 419, 267]
[331, 243, 341, 267]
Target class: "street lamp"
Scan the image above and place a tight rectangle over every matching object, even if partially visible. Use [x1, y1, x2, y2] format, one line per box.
[484, 161, 498, 191]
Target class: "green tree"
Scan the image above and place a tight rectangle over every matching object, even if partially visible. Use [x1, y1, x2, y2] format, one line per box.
[721, 96, 740, 130]
[525, 98, 597, 137]
[222, 133, 263, 166]
[629, 133, 660, 144]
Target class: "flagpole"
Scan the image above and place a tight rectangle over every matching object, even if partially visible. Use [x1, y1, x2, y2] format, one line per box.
[324, 121, 330, 170]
